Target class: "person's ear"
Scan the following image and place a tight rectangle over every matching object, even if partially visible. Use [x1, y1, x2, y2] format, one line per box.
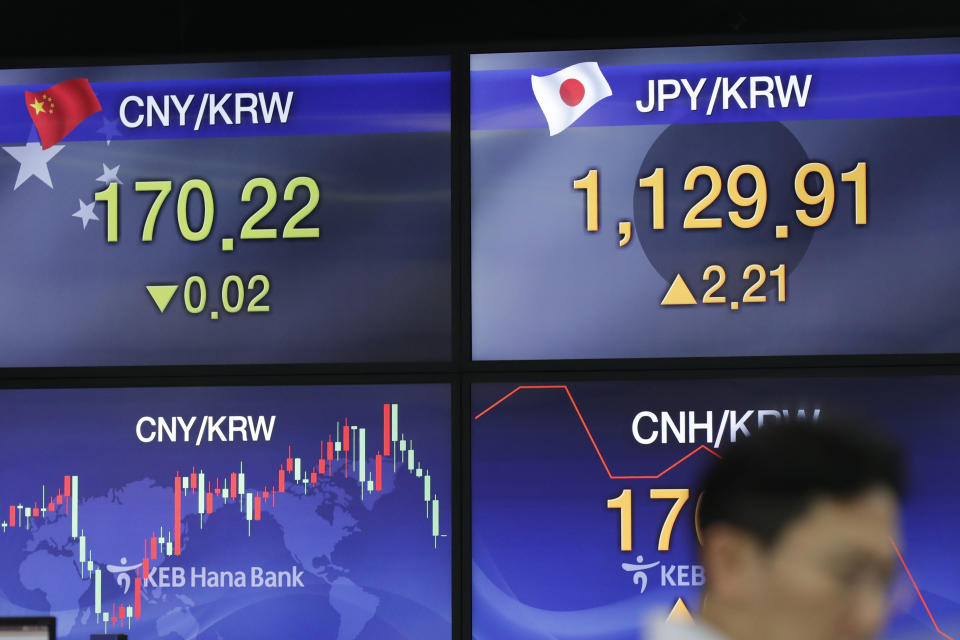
[701, 523, 767, 605]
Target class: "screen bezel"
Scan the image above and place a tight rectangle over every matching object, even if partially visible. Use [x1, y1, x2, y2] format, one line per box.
[0, 617, 55, 640]
[1, 25, 960, 640]
[463, 33, 960, 369]
[0, 374, 459, 640]
[0, 51, 457, 375]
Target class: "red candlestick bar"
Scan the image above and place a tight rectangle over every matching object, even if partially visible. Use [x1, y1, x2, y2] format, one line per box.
[134, 568, 142, 618]
[56, 491, 62, 506]
[286, 447, 293, 472]
[310, 472, 317, 484]
[254, 496, 262, 520]
[319, 459, 326, 475]
[375, 454, 382, 491]
[8, 505, 14, 527]
[230, 473, 237, 499]
[383, 404, 391, 456]
[342, 422, 349, 476]
[63, 476, 71, 514]
[189, 471, 197, 492]
[119, 603, 126, 621]
[32, 504, 38, 517]
[326, 439, 333, 461]
[205, 488, 213, 514]
[174, 474, 182, 556]
[278, 468, 285, 494]
[150, 534, 157, 560]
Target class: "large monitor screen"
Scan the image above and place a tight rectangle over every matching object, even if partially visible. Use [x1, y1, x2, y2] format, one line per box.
[0, 384, 451, 639]
[471, 39, 960, 360]
[0, 56, 451, 366]
[472, 376, 958, 639]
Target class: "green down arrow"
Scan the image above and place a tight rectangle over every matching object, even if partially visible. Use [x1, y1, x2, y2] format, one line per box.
[146, 285, 179, 313]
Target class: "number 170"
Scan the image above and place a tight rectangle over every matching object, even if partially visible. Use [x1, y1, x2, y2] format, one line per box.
[607, 488, 704, 552]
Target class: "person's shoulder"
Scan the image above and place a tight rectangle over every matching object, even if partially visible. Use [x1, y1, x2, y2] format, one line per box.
[643, 620, 728, 640]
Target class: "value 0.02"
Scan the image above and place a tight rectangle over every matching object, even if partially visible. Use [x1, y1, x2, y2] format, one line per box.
[180, 274, 270, 316]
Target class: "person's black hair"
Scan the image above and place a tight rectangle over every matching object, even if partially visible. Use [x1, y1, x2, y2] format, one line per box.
[697, 418, 905, 547]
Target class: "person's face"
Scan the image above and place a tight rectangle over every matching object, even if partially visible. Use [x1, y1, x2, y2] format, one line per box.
[744, 487, 900, 640]
[705, 488, 899, 640]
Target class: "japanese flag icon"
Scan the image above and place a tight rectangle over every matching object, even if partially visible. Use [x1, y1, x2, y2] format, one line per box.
[531, 62, 612, 136]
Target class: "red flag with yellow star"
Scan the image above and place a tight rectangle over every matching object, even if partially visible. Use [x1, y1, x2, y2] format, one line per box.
[25, 78, 101, 149]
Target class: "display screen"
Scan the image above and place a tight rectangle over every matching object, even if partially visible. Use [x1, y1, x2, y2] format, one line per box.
[0, 57, 451, 366]
[472, 376, 958, 639]
[0, 384, 451, 639]
[471, 39, 960, 360]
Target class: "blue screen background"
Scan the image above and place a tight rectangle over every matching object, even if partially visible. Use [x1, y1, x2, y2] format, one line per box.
[472, 376, 959, 640]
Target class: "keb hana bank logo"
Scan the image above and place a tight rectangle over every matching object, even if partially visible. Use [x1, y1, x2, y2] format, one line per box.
[531, 62, 612, 135]
[24, 78, 102, 149]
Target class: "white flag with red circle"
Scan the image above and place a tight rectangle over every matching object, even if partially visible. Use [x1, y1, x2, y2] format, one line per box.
[531, 62, 613, 136]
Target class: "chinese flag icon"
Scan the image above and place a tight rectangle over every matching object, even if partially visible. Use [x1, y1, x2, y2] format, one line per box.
[24, 78, 101, 149]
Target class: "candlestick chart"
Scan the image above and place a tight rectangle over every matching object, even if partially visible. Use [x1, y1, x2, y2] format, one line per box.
[0, 384, 451, 640]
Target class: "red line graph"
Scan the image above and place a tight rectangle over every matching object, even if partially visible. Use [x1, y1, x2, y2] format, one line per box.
[891, 537, 956, 640]
[474, 385, 720, 479]
[476, 384, 955, 640]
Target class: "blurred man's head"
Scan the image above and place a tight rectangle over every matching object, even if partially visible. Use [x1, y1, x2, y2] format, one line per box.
[696, 420, 905, 640]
